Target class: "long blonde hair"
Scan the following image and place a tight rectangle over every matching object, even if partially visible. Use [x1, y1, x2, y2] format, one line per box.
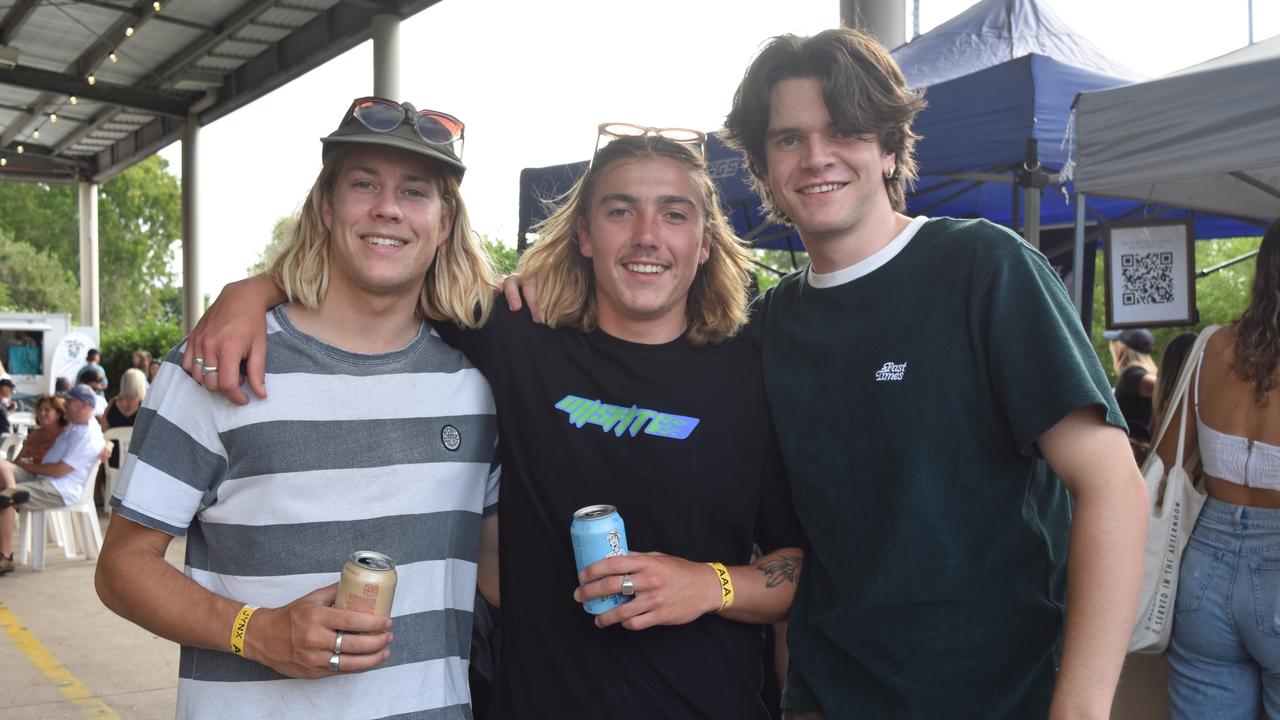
[1113, 343, 1158, 376]
[518, 136, 753, 346]
[270, 145, 496, 328]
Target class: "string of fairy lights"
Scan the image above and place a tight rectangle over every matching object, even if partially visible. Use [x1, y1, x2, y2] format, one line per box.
[1, 0, 165, 169]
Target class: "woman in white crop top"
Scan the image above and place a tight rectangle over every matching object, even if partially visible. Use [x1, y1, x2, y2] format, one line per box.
[1157, 218, 1280, 720]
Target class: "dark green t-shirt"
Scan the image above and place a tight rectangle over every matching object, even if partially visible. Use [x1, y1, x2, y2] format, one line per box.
[752, 218, 1123, 718]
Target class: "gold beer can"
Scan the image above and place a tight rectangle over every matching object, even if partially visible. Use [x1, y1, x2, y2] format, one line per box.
[337, 550, 398, 617]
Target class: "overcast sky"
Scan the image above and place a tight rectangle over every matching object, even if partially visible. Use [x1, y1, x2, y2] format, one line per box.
[156, 0, 1280, 300]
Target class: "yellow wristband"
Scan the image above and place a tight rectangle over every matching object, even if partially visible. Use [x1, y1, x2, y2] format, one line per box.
[708, 562, 734, 614]
[230, 605, 257, 656]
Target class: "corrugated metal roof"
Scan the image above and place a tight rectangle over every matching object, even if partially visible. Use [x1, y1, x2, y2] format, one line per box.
[0, 0, 444, 183]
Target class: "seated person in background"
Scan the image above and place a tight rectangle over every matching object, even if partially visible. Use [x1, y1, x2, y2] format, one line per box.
[77, 349, 108, 396]
[0, 384, 106, 574]
[100, 368, 147, 469]
[77, 369, 109, 417]
[1106, 328, 1158, 436]
[17, 395, 68, 465]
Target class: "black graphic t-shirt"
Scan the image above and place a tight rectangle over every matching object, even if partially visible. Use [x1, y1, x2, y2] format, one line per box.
[437, 305, 801, 720]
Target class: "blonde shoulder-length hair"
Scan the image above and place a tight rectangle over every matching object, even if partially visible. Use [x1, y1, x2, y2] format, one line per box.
[270, 145, 496, 328]
[117, 368, 148, 401]
[517, 135, 753, 346]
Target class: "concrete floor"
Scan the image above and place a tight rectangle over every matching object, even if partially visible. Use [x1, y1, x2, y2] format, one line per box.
[0, 512, 182, 720]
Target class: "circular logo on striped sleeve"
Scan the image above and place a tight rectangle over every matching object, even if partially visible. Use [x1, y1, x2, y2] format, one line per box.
[441, 424, 462, 451]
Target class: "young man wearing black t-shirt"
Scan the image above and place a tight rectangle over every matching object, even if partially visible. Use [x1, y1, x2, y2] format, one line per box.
[718, 28, 1149, 720]
[182, 132, 804, 719]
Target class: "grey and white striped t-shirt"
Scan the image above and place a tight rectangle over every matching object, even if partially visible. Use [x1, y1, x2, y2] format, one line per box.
[112, 306, 499, 720]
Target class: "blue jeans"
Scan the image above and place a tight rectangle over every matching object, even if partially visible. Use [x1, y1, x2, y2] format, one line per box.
[1169, 497, 1280, 719]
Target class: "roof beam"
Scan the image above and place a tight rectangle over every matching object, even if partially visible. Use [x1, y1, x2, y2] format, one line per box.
[1230, 170, 1280, 201]
[46, 1, 282, 168]
[0, 0, 40, 46]
[70, 0, 215, 33]
[153, 0, 281, 84]
[0, 64, 195, 116]
[54, 107, 124, 154]
[1, 0, 166, 148]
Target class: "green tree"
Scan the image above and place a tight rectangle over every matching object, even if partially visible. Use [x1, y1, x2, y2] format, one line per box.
[1091, 235, 1260, 381]
[0, 229, 80, 315]
[754, 247, 807, 293]
[484, 235, 518, 276]
[97, 155, 183, 326]
[249, 213, 299, 275]
[0, 155, 183, 327]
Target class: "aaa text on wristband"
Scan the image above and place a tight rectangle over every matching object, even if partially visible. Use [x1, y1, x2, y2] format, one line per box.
[708, 562, 734, 613]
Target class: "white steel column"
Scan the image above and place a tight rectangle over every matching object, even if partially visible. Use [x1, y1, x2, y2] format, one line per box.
[181, 116, 200, 332]
[840, 0, 907, 48]
[77, 181, 100, 329]
[372, 15, 400, 99]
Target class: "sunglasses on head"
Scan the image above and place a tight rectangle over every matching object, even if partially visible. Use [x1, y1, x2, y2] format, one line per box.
[349, 96, 466, 157]
[592, 122, 707, 161]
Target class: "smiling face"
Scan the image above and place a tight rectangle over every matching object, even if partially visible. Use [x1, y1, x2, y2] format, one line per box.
[763, 76, 896, 251]
[577, 156, 710, 343]
[35, 399, 61, 427]
[320, 144, 453, 306]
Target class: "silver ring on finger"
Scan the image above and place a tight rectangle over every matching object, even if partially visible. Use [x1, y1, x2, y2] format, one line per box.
[193, 357, 204, 367]
[200, 365, 219, 376]
[333, 631, 344, 654]
[620, 574, 635, 596]
[328, 652, 341, 672]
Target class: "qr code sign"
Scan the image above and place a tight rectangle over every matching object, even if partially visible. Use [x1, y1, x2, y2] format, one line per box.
[1120, 252, 1175, 306]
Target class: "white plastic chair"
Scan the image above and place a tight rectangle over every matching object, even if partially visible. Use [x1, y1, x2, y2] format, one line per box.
[0, 433, 20, 461]
[18, 459, 104, 571]
[102, 426, 134, 503]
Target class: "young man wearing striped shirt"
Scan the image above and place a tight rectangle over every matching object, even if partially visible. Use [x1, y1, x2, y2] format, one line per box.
[95, 98, 500, 720]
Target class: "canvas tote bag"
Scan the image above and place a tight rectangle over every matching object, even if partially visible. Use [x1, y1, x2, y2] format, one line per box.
[1127, 325, 1218, 655]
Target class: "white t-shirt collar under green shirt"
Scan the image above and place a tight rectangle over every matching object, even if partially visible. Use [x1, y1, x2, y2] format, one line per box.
[807, 215, 930, 289]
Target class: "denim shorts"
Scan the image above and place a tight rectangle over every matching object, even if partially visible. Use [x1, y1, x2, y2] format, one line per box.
[1168, 497, 1280, 719]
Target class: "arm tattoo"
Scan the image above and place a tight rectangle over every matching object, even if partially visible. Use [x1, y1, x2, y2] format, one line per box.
[757, 554, 803, 588]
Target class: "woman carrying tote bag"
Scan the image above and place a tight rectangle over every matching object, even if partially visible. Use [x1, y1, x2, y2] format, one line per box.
[1158, 218, 1280, 720]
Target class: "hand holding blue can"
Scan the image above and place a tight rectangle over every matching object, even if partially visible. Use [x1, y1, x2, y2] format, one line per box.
[570, 504, 633, 615]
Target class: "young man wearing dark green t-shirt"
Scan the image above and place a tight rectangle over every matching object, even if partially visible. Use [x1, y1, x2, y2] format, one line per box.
[722, 28, 1149, 719]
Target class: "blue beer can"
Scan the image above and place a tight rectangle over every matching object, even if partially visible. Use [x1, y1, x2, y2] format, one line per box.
[571, 504, 631, 615]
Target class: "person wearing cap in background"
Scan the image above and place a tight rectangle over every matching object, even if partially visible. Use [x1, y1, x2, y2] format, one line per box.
[77, 368, 110, 417]
[1104, 327, 1158, 438]
[0, 383, 106, 575]
[94, 97, 500, 719]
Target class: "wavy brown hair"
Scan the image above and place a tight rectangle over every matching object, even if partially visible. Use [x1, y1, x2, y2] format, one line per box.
[722, 27, 927, 219]
[1231, 218, 1280, 404]
[518, 135, 753, 346]
[271, 145, 496, 328]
